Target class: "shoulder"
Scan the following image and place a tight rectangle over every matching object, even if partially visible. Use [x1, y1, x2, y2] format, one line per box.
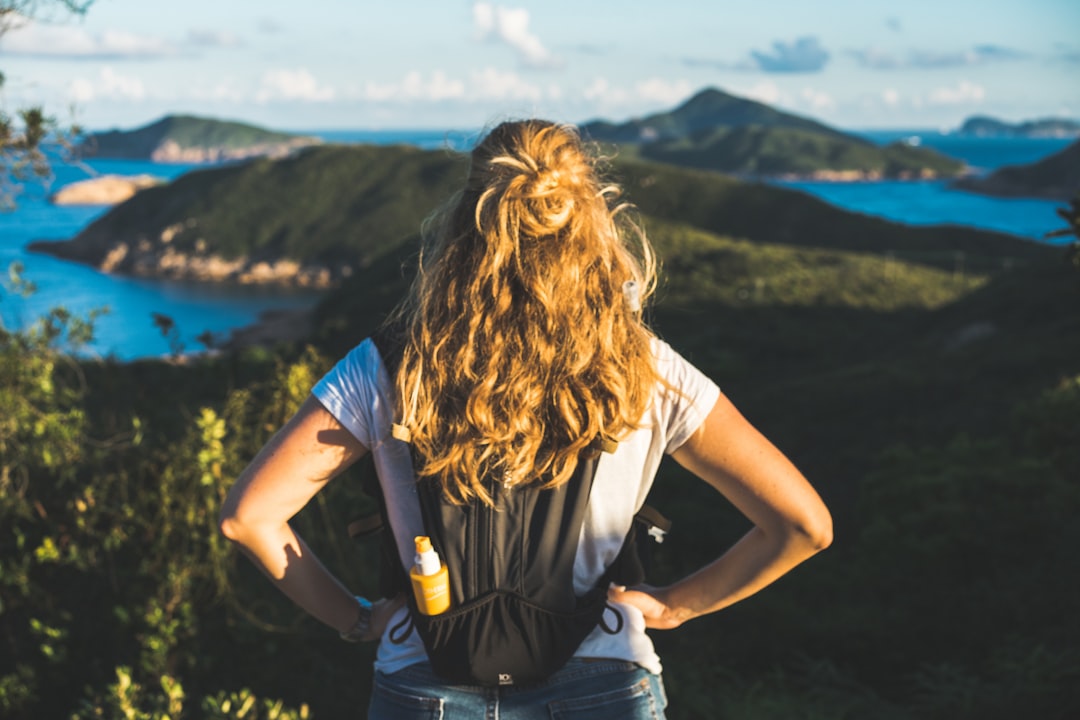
[310, 338, 394, 443]
[320, 338, 386, 389]
[650, 336, 714, 391]
[648, 336, 721, 453]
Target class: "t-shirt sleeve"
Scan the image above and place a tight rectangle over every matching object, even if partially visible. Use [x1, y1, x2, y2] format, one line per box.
[653, 338, 721, 454]
[310, 338, 383, 449]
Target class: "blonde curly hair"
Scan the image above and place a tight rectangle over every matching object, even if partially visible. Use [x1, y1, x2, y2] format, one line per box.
[389, 119, 660, 504]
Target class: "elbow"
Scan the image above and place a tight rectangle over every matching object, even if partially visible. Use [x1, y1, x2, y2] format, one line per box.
[218, 513, 240, 543]
[799, 505, 833, 553]
[774, 503, 832, 556]
[218, 507, 249, 545]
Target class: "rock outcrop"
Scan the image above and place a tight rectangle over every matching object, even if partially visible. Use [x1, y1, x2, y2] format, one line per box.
[50, 175, 163, 206]
[148, 137, 319, 163]
[29, 217, 348, 289]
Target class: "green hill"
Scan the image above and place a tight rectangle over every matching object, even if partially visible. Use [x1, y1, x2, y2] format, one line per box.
[638, 125, 961, 177]
[80, 114, 320, 162]
[957, 114, 1080, 138]
[580, 87, 965, 178]
[30, 144, 468, 286]
[6, 135, 1079, 717]
[30, 146, 1042, 289]
[954, 139, 1080, 200]
[581, 87, 851, 143]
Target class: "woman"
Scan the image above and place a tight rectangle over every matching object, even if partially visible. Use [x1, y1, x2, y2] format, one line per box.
[220, 119, 832, 718]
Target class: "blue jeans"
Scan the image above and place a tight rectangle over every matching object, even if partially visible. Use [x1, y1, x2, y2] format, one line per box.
[369, 659, 668, 719]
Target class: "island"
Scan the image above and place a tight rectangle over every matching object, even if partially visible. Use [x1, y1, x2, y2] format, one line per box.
[49, 174, 163, 206]
[78, 114, 322, 163]
[580, 87, 965, 179]
[956, 115, 1080, 139]
[30, 139, 1047, 294]
[29, 144, 466, 288]
[953, 139, 1080, 201]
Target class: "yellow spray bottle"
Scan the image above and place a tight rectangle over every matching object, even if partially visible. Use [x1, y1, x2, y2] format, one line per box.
[410, 536, 451, 615]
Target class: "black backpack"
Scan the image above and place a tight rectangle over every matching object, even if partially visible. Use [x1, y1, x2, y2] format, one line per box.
[350, 328, 670, 687]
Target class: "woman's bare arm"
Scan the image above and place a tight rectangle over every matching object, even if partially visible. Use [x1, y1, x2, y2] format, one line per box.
[219, 395, 373, 634]
[609, 391, 832, 628]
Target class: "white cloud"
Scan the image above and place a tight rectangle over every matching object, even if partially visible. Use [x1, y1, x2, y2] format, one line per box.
[581, 78, 628, 105]
[579, 77, 697, 112]
[404, 70, 467, 101]
[190, 79, 247, 103]
[67, 67, 147, 103]
[882, 88, 901, 106]
[735, 80, 785, 106]
[472, 2, 560, 69]
[361, 71, 467, 102]
[470, 67, 543, 100]
[926, 80, 985, 105]
[359, 68, 549, 104]
[255, 69, 336, 103]
[635, 78, 693, 106]
[186, 28, 242, 49]
[1, 17, 175, 58]
[800, 87, 835, 111]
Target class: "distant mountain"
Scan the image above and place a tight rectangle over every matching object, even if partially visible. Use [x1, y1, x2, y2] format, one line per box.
[79, 114, 321, 162]
[582, 87, 851, 144]
[954, 139, 1080, 201]
[956, 115, 1080, 139]
[579, 87, 964, 179]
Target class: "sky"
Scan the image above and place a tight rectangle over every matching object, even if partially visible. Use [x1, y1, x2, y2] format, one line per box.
[1, 0, 1078, 133]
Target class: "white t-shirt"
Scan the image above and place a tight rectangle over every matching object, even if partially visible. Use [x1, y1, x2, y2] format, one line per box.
[311, 336, 720, 676]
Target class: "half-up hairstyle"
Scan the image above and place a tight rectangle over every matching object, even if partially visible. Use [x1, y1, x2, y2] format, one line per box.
[388, 119, 660, 505]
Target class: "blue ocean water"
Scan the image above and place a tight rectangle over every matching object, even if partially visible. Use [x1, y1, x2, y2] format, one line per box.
[1, 130, 1073, 360]
[769, 131, 1074, 244]
[0, 158, 320, 359]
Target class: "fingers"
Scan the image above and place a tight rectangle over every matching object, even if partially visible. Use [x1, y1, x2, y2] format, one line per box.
[364, 594, 406, 642]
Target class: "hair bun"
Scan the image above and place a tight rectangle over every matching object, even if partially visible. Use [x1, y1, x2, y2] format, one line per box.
[469, 121, 600, 242]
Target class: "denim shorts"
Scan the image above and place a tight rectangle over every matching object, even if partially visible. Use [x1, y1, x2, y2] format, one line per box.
[368, 658, 668, 719]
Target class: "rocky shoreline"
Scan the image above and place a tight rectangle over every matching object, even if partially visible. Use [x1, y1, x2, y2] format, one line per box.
[29, 219, 351, 290]
[147, 137, 320, 164]
[771, 167, 948, 182]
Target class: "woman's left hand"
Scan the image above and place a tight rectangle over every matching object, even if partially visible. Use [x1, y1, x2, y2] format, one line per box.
[363, 594, 407, 641]
[607, 583, 686, 630]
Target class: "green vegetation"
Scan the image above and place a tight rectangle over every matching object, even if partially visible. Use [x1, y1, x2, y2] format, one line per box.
[582, 87, 851, 143]
[954, 140, 1080, 201]
[32, 148, 1026, 281]
[0, 1, 91, 207]
[80, 114, 317, 159]
[581, 87, 965, 178]
[638, 125, 962, 177]
[958, 115, 1080, 138]
[31, 144, 467, 272]
[3, 146, 1079, 717]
